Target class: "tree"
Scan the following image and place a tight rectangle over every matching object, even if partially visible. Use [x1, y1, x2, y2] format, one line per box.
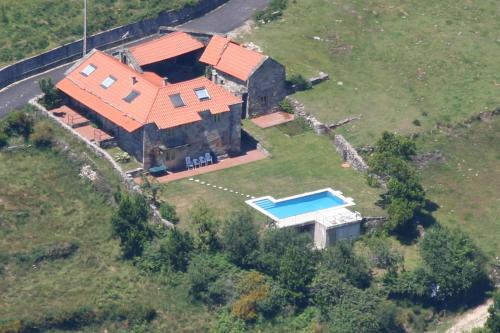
[373, 131, 416, 160]
[222, 210, 259, 268]
[257, 228, 311, 277]
[310, 268, 352, 316]
[140, 176, 160, 206]
[231, 271, 270, 321]
[38, 77, 62, 110]
[485, 291, 500, 333]
[364, 236, 403, 273]
[419, 227, 489, 305]
[188, 199, 221, 252]
[211, 310, 246, 333]
[278, 245, 316, 306]
[323, 240, 372, 288]
[186, 253, 238, 305]
[111, 192, 152, 259]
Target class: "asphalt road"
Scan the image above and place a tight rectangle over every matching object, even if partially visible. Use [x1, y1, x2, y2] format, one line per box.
[0, 0, 270, 118]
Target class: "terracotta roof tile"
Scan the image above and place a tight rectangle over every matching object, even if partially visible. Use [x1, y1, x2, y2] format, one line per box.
[56, 50, 241, 132]
[200, 36, 266, 81]
[129, 31, 204, 66]
[199, 35, 230, 66]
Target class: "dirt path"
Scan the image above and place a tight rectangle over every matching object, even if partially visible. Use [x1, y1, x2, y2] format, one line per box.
[443, 299, 492, 333]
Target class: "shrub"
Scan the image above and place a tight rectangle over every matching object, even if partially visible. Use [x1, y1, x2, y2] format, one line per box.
[278, 99, 294, 114]
[2, 110, 34, 141]
[188, 199, 221, 251]
[412, 119, 421, 126]
[0, 130, 7, 149]
[222, 210, 259, 268]
[39, 77, 62, 110]
[111, 192, 152, 259]
[288, 74, 311, 91]
[254, 0, 288, 23]
[31, 121, 55, 148]
[486, 291, 500, 333]
[231, 271, 270, 321]
[159, 202, 180, 224]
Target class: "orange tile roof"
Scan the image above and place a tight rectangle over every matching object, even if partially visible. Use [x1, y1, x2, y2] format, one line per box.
[200, 36, 266, 81]
[199, 35, 230, 66]
[129, 31, 204, 66]
[56, 50, 241, 132]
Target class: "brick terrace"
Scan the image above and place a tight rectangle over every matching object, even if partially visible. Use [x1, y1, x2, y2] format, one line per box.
[251, 111, 295, 129]
[136, 149, 267, 184]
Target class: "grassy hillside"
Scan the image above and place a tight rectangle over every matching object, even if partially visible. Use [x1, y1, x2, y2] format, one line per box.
[418, 117, 500, 258]
[0, 0, 196, 66]
[245, 0, 500, 146]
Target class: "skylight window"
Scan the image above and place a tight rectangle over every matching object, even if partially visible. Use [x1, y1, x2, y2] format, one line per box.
[80, 64, 96, 77]
[194, 87, 210, 101]
[101, 76, 117, 89]
[123, 90, 140, 103]
[169, 93, 185, 108]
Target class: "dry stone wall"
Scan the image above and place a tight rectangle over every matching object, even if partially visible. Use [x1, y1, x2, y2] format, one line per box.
[333, 134, 368, 173]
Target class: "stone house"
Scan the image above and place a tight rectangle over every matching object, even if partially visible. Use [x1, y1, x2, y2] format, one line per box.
[199, 35, 287, 118]
[56, 49, 242, 171]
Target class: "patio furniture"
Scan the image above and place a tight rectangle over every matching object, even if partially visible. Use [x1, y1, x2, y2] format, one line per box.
[199, 156, 206, 166]
[149, 164, 167, 176]
[185, 156, 194, 170]
[205, 153, 213, 164]
[193, 158, 200, 168]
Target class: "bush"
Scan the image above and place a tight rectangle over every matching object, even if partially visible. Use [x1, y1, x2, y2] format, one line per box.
[188, 199, 220, 251]
[0, 130, 7, 149]
[254, 0, 288, 23]
[222, 210, 259, 268]
[2, 109, 34, 141]
[231, 271, 270, 321]
[278, 99, 294, 114]
[412, 119, 421, 126]
[39, 77, 62, 110]
[111, 192, 153, 259]
[31, 120, 55, 148]
[159, 202, 180, 224]
[288, 74, 311, 91]
[486, 291, 500, 333]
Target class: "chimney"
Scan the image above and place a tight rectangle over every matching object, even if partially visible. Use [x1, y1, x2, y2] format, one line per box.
[163, 77, 168, 85]
[120, 52, 128, 64]
[132, 76, 138, 85]
[211, 69, 218, 84]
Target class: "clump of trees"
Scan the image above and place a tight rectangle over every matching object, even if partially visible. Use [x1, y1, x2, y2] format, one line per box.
[367, 131, 426, 234]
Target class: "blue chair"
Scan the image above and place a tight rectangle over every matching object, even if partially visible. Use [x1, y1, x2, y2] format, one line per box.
[205, 153, 213, 164]
[185, 156, 194, 170]
[199, 156, 206, 166]
[193, 158, 200, 168]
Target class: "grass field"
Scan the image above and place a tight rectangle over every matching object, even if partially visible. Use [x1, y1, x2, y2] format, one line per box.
[0, 118, 216, 332]
[417, 117, 500, 258]
[160, 120, 383, 226]
[0, 0, 196, 66]
[245, 0, 500, 146]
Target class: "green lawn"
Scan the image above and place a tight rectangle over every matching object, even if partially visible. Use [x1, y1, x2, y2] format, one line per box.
[161, 120, 383, 227]
[244, 0, 500, 146]
[417, 117, 500, 258]
[0, 0, 196, 65]
[104, 145, 142, 171]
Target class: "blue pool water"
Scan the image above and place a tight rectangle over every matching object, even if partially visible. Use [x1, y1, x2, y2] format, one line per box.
[254, 191, 346, 219]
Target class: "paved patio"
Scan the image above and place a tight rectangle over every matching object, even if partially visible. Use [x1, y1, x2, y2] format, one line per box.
[251, 111, 295, 128]
[51, 105, 90, 128]
[137, 148, 268, 183]
[74, 125, 114, 144]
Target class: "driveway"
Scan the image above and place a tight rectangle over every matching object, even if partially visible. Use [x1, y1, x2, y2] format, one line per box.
[0, 0, 270, 118]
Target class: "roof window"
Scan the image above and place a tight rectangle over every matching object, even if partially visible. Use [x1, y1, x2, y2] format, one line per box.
[194, 87, 210, 101]
[101, 76, 117, 89]
[169, 93, 185, 108]
[80, 64, 96, 77]
[123, 90, 140, 103]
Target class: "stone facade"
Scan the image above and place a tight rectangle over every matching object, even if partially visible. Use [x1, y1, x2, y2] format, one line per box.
[64, 94, 242, 171]
[212, 57, 286, 118]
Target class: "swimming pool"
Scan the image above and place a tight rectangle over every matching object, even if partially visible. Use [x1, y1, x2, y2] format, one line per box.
[247, 188, 353, 220]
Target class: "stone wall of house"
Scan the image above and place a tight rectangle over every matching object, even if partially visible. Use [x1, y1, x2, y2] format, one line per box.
[333, 134, 369, 173]
[143, 103, 242, 170]
[247, 58, 287, 118]
[0, 0, 229, 89]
